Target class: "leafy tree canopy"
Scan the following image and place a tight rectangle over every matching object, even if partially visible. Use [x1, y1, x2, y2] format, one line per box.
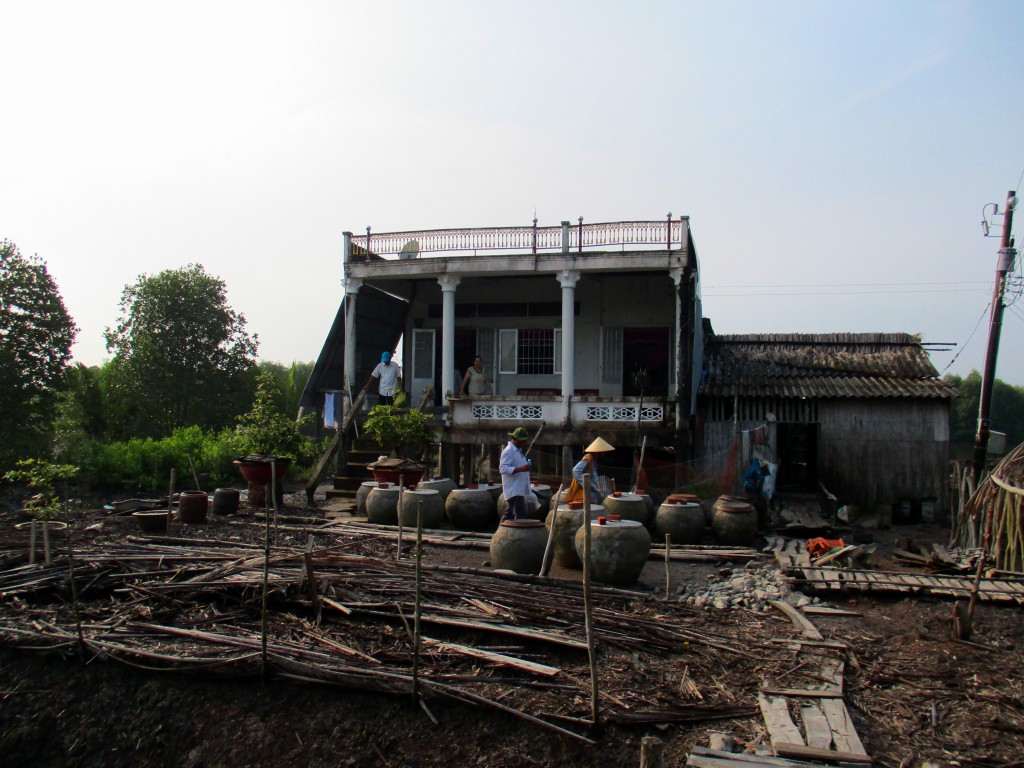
[944, 370, 1024, 449]
[104, 264, 257, 438]
[0, 240, 78, 468]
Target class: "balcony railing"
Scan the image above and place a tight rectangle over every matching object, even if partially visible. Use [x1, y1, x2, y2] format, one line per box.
[449, 395, 668, 430]
[348, 217, 686, 259]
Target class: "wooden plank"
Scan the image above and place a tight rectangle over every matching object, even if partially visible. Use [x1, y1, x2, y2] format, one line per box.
[802, 605, 862, 617]
[760, 689, 843, 699]
[820, 697, 869, 756]
[800, 703, 833, 751]
[758, 694, 805, 749]
[689, 745, 832, 768]
[773, 742, 871, 764]
[770, 600, 824, 641]
[769, 637, 849, 651]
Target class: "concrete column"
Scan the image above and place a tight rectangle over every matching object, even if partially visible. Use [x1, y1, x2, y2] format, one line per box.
[561, 221, 571, 253]
[558, 269, 579, 426]
[343, 277, 363, 394]
[438, 275, 461, 400]
[670, 266, 684, 430]
[342, 231, 353, 264]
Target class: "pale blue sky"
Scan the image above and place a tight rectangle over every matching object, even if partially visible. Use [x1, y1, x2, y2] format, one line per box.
[3, 1, 1023, 384]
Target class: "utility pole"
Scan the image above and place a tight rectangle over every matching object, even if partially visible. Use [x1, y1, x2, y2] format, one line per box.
[972, 189, 1018, 486]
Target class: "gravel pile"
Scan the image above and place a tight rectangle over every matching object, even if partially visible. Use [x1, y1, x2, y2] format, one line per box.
[679, 561, 819, 613]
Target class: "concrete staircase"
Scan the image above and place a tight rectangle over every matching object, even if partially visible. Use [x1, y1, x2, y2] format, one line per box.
[325, 437, 385, 501]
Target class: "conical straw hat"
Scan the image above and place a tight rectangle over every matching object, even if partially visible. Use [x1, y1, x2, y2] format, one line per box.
[585, 437, 615, 453]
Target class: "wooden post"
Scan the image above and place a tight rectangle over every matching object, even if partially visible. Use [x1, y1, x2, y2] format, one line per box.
[664, 533, 671, 600]
[582, 475, 599, 727]
[28, 520, 37, 565]
[640, 736, 664, 768]
[261, 474, 271, 684]
[396, 480, 405, 561]
[166, 468, 175, 533]
[42, 521, 52, 566]
[271, 461, 279, 547]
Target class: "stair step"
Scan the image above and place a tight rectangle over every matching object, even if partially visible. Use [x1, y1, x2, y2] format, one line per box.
[325, 488, 357, 500]
[332, 476, 367, 492]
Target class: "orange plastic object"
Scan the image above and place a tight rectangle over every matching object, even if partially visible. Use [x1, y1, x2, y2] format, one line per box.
[806, 537, 845, 557]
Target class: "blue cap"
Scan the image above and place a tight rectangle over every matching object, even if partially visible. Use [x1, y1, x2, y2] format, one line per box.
[381, 351, 391, 362]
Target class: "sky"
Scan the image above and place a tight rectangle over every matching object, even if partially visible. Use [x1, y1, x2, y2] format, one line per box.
[3, 0, 1024, 385]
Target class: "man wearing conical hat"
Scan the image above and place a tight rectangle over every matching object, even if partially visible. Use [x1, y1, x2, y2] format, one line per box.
[563, 437, 614, 504]
[499, 427, 532, 522]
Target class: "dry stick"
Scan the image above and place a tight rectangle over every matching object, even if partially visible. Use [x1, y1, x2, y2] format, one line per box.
[187, 456, 201, 490]
[581, 475, 599, 728]
[396, 479, 405, 561]
[663, 534, 671, 600]
[28, 520, 37, 565]
[413, 500, 423, 702]
[538, 484, 564, 578]
[271, 461, 279, 548]
[966, 487, 998, 636]
[632, 435, 648, 494]
[166, 468, 175, 534]
[42, 520, 52, 566]
[64, 480, 85, 660]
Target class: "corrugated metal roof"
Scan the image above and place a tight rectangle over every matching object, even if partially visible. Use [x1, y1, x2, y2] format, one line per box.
[700, 333, 961, 399]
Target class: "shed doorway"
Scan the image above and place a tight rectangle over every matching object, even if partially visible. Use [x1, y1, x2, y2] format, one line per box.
[623, 327, 670, 397]
[777, 422, 819, 493]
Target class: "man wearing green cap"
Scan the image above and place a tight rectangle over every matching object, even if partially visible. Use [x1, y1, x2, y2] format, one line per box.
[499, 427, 532, 522]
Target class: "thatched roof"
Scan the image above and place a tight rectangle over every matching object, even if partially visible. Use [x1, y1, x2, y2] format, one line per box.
[701, 332, 961, 399]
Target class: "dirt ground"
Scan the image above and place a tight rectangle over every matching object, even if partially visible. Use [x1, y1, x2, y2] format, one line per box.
[0, 489, 1022, 768]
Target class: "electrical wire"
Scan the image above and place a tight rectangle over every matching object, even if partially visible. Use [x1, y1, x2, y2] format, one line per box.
[940, 302, 990, 374]
[704, 287, 990, 297]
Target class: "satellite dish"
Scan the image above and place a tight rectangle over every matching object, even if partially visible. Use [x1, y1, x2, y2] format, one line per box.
[398, 239, 420, 260]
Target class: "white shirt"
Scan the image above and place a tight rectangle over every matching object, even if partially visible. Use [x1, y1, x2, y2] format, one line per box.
[370, 361, 401, 396]
[499, 440, 530, 499]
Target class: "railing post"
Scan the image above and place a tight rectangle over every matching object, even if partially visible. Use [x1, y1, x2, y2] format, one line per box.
[578, 216, 584, 254]
[342, 231, 352, 264]
[366, 226, 371, 258]
[666, 212, 672, 252]
[532, 214, 538, 254]
[561, 221, 571, 254]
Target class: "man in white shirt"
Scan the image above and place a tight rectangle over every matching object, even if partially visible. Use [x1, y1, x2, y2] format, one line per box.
[362, 351, 402, 406]
[499, 427, 532, 522]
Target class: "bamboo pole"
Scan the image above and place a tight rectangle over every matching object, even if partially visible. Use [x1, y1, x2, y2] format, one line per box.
[538, 484, 564, 578]
[396, 479, 405, 561]
[42, 519, 52, 566]
[413, 500, 424, 702]
[663, 534, 671, 600]
[581, 475, 599, 727]
[28, 520, 37, 565]
[271, 462, 279, 548]
[261, 477, 271, 683]
[166, 468, 175, 533]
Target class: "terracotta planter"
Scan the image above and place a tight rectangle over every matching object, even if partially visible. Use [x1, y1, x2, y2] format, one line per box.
[133, 511, 169, 533]
[234, 457, 290, 508]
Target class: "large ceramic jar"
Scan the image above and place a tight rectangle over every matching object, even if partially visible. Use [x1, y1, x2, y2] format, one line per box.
[711, 497, 758, 546]
[416, 477, 457, 504]
[654, 501, 705, 545]
[497, 490, 540, 520]
[177, 491, 208, 524]
[633, 490, 657, 521]
[400, 488, 445, 529]
[574, 519, 651, 586]
[475, 482, 503, 505]
[530, 484, 553, 518]
[355, 481, 380, 517]
[547, 502, 604, 570]
[602, 492, 651, 527]
[366, 485, 401, 525]
[445, 488, 497, 531]
[490, 520, 548, 575]
[212, 488, 240, 516]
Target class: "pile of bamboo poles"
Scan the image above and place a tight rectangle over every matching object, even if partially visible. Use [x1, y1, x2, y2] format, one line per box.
[951, 442, 1024, 573]
[0, 525, 766, 742]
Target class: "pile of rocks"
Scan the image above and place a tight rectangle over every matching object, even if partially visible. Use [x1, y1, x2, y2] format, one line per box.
[679, 561, 819, 613]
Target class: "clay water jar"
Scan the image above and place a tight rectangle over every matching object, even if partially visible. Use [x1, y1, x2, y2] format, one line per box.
[712, 496, 757, 546]
[574, 518, 651, 586]
[476, 482, 503, 505]
[416, 477, 457, 504]
[530, 483, 553, 518]
[654, 501, 705, 545]
[633, 490, 657, 521]
[366, 485, 401, 525]
[497, 490, 541, 520]
[400, 488, 445, 529]
[355, 481, 380, 517]
[132, 511, 169, 533]
[212, 488, 240, 516]
[547, 502, 604, 570]
[177, 491, 208, 524]
[445, 488, 497, 531]
[602, 492, 651, 527]
[489, 520, 548, 575]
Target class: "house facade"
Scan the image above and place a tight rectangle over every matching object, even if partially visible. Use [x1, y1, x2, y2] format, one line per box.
[698, 331, 961, 521]
[301, 217, 703, 484]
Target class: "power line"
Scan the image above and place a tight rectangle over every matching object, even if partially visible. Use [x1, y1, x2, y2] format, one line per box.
[941, 302, 990, 374]
[705, 280, 988, 289]
[704, 287, 990, 297]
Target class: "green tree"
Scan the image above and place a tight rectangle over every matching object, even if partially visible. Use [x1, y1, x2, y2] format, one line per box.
[104, 264, 257, 438]
[0, 240, 78, 470]
[944, 371, 1024, 449]
[258, 360, 315, 419]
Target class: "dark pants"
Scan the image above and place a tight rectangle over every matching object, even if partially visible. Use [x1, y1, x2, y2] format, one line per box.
[501, 495, 525, 523]
[378, 394, 395, 406]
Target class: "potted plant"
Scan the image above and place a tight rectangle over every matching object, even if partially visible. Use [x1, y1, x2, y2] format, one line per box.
[233, 371, 313, 506]
[4, 458, 77, 565]
[362, 405, 436, 484]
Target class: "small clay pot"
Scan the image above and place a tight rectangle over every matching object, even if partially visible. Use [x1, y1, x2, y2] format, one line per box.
[133, 511, 169, 533]
[177, 491, 208, 524]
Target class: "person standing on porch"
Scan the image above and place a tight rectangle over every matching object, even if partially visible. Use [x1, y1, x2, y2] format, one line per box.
[564, 437, 615, 504]
[458, 355, 493, 397]
[362, 351, 402, 406]
[499, 427, 532, 522]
